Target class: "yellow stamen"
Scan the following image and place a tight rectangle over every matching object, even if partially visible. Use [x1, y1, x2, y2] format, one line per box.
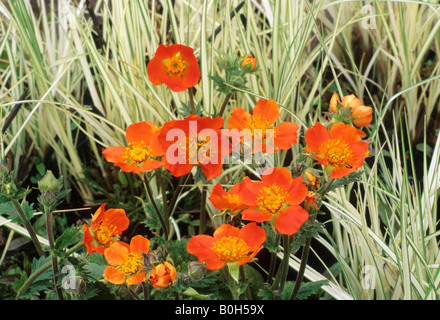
[255, 184, 288, 214]
[123, 141, 151, 164]
[318, 138, 353, 168]
[94, 223, 119, 247]
[117, 252, 143, 276]
[211, 236, 250, 263]
[222, 194, 241, 205]
[164, 53, 187, 76]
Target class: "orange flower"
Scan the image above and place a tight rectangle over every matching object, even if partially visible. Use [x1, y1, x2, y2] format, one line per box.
[83, 203, 130, 255]
[304, 122, 369, 179]
[102, 121, 164, 174]
[103, 235, 150, 285]
[241, 55, 257, 72]
[238, 167, 309, 235]
[148, 261, 177, 289]
[329, 92, 362, 113]
[329, 92, 373, 129]
[157, 114, 230, 181]
[147, 44, 200, 92]
[209, 182, 248, 214]
[186, 222, 266, 270]
[227, 99, 299, 154]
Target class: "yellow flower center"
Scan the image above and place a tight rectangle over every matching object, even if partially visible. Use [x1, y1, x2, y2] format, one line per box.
[222, 194, 241, 205]
[123, 141, 151, 164]
[318, 138, 353, 168]
[164, 54, 187, 76]
[94, 223, 119, 247]
[211, 236, 250, 263]
[117, 252, 144, 276]
[255, 184, 288, 214]
[186, 136, 212, 164]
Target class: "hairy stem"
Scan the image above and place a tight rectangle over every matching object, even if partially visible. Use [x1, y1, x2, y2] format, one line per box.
[11, 199, 45, 258]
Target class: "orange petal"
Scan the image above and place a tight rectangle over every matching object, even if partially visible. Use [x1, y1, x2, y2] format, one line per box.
[104, 242, 129, 266]
[304, 122, 329, 153]
[241, 208, 272, 223]
[186, 235, 224, 270]
[227, 107, 251, 130]
[130, 235, 150, 254]
[200, 162, 223, 181]
[126, 121, 155, 144]
[252, 99, 280, 124]
[238, 177, 261, 207]
[102, 208, 129, 233]
[82, 224, 95, 255]
[164, 261, 177, 282]
[329, 92, 340, 112]
[213, 223, 240, 240]
[102, 146, 126, 164]
[238, 222, 266, 252]
[209, 183, 229, 210]
[341, 94, 362, 109]
[328, 122, 360, 146]
[126, 272, 146, 285]
[275, 206, 309, 235]
[150, 127, 165, 157]
[138, 159, 163, 172]
[274, 122, 299, 150]
[286, 176, 308, 206]
[104, 266, 126, 284]
[330, 168, 356, 179]
[261, 167, 293, 190]
[351, 105, 373, 127]
[90, 203, 107, 227]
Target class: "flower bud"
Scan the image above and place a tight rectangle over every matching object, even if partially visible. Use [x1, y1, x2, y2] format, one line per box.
[351, 105, 373, 127]
[38, 170, 62, 193]
[241, 55, 257, 72]
[148, 261, 177, 289]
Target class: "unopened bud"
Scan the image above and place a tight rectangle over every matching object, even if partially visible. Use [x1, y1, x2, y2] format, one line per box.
[38, 170, 62, 193]
[241, 55, 257, 72]
[351, 105, 373, 127]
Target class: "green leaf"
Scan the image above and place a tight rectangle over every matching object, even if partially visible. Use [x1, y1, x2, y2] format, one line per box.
[227, 262, 240, 284]
[54, 226, 81, 254]
[182, 287, 211, 299]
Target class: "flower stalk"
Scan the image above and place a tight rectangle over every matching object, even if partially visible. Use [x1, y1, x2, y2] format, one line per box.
[142, 174, 169, 238]
[11, 199, 46, 258]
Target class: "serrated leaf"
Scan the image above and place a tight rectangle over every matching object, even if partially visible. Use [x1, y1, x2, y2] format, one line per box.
[54, 226, 81, 253]
[288, 280, 328, 300]
[82, 263, 105, 282]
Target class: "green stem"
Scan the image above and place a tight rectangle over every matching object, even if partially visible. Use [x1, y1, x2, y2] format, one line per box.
[217, 93, 233, 117]
[267, 234, 281, 284]
[45, 207, 63, 300]
[16, 242, 83, 299]
[157, 170, 169, 234]
[167, 174, 188, 219]
[199, 186, 207, 234]
[277, 235, 291, 295]
[289, 236, 312, 300]
[125, 284, 141, 300]
[11, 199, 45, 258]
[189, 87, 195, 114]
[142, 174, 169, 238]
[240, 265, 253, 300]
[143, 282, 150, 300]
